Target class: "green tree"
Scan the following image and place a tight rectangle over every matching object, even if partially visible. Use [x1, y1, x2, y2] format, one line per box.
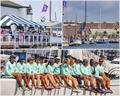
[111, 33, 116, 38]
[98, 32, 103, 38]
[92, 35, 96, 39]
[95, 31, 99, 37]
[103, 31, 107, 36]
[117, 31, 119, 35]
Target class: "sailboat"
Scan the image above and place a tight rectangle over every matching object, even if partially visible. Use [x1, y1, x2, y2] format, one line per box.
[80, 0, 90, 44]
[69, 14, 82, 46]
[95, 8, 109, 44]
[69, 39, 82, 46]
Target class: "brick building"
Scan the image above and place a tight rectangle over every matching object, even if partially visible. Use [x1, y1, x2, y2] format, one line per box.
[63, 22, 119, 40]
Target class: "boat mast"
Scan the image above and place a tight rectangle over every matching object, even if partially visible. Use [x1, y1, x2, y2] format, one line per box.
[81, 0, 87, 41]
[75, 14, 77, 39]
[100, 8, 101, 28]
[85, 0, 87, 24]
[84, 0, 87, 41]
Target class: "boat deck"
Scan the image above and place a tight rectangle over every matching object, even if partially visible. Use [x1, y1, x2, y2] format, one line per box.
[0, 79, 119, 96]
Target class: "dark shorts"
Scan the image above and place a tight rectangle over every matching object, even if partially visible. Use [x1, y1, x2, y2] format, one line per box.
[94, 76, 101, 88]
[72, 75, 82, 85]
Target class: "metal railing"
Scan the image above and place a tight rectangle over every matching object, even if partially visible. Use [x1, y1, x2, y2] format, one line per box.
[0, 34, 62, 48]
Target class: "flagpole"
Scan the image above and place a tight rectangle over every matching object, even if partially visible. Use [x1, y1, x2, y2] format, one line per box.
[55, 11, 57, 21]
[49, 0, 52, 22]
[49, 0, 52, 49]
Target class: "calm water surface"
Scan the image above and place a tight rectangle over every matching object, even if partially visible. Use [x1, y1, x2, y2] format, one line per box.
[63, 43, 119, 49]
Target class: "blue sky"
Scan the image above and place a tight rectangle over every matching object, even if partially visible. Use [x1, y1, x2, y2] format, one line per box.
[12, 0, 62, 22]
[63, 0, 119, 22]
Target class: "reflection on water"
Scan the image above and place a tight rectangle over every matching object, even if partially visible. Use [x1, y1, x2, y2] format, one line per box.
[64, 43, 119, 49]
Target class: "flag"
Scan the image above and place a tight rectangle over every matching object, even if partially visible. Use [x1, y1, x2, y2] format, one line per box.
[63, 0, 67, 8]
[42, 4, 48, 12]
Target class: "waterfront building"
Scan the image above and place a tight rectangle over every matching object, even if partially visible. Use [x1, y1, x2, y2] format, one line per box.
[63, 21, 119, 41]
[1, 0, 33, 21]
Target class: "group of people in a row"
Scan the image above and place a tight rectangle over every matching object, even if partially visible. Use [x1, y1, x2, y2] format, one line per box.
[3, 55, 113, 93]
[0, 28, 50, 42]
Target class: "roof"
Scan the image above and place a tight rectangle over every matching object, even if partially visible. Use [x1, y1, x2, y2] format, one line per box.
[1, 0, 27, 8]
[40, 22, 61, 27]
[52, 23, 62, 28]
[0, 15, 43, 28]
[64, 20, 119, 23]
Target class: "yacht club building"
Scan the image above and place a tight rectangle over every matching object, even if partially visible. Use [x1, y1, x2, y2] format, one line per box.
[1, 0, 33, 21]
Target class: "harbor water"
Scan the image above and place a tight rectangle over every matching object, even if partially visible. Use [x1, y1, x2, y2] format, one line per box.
[63, 43, 119, 49]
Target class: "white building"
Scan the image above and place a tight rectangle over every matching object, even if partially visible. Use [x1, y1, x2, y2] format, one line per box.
[40, 22, 62, 44]
[1, 0, 33, 21]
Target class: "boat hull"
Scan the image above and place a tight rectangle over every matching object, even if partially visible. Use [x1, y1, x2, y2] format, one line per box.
[96, 41, 108, 44]
[109, 41, 119, 43]
[69, 40, 82, 46]
[0, 79, 17, 95]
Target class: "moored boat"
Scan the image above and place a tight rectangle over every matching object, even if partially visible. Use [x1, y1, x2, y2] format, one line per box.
[69, 39, 82, 46]
[82, 41, 90, 44]
[109, 41, 119, 43]
[63, 39, 69, 46]
[96, 39, 109, 44]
